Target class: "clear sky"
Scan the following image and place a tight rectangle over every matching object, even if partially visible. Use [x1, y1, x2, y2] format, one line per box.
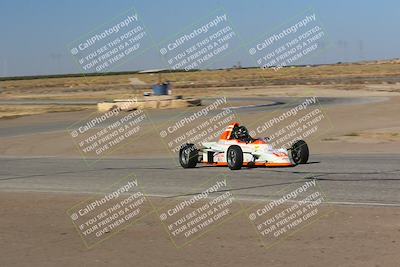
[0, 0, 399, 77]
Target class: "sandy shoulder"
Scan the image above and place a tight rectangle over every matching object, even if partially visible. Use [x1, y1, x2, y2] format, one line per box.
[0, 191, 399, 267]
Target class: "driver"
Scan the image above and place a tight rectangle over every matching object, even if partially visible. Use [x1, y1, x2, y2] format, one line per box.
[232, 125, 254, 143]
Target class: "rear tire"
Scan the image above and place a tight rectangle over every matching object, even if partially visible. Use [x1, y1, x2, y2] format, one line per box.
[227, 145, 243, 170]
[179, 143, 198, 168]
[290, 140, 309, 164]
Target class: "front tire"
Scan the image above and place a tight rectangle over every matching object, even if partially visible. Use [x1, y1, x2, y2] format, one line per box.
[290, 140, 309, 164]
[227, 145, 243, 170]
[179, 143, 198, 168]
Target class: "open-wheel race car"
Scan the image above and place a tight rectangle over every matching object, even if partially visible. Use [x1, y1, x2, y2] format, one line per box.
[179, 122, 309, 170]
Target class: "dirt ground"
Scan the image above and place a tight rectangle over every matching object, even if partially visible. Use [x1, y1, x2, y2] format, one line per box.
[0, 192, 399, 267]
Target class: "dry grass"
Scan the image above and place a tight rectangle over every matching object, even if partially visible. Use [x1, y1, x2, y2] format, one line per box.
[1, 61, 400, 118]
[1, 62, 400, 91]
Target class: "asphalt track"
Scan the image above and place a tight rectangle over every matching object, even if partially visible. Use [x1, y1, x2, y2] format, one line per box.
[1, 154, 399, 206]
[1, 96, 399, 206]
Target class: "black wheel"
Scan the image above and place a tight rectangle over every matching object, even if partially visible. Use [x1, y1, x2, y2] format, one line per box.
[179, 143, 198, 168]
[290, 140, 309, 164]
[227, 145, 243, 170]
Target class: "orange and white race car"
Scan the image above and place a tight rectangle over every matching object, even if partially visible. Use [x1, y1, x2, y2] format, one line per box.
[179, 122, 309, 170]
